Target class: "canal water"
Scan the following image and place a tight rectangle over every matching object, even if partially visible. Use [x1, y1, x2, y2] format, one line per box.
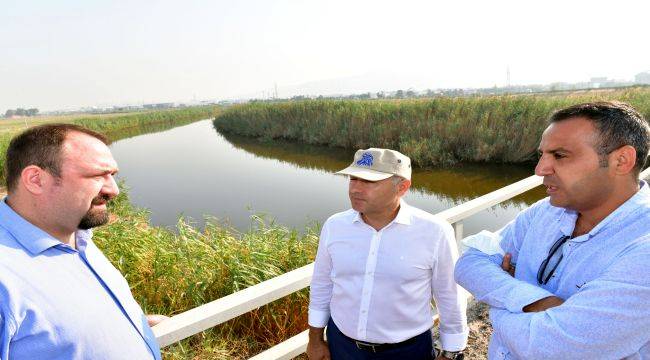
[110, 119, 546, 236]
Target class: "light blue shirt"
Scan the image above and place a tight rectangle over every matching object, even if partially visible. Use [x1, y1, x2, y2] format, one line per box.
[0, 198, 162, 360]
[455, 181, 650, 360]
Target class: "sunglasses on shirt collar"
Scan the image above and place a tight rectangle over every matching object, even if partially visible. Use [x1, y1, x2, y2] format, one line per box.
[537, 235, 571, 285]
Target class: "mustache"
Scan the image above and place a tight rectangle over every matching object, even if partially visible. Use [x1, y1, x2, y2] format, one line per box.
[91, 194, 112, 206]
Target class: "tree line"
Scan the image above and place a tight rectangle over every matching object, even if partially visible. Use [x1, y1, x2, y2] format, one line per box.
[4, 108, 39, 118]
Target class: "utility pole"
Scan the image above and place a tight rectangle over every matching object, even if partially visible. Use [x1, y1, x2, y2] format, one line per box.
[506, 65, 511, 88]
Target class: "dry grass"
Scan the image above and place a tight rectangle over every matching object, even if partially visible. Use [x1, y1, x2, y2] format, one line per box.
[0, 112, 136, 135]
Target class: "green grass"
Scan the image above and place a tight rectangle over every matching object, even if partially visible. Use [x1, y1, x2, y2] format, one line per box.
[0, 106, 219, 185]
[94, 188, 319, 359]
[213, 87, 650, 167]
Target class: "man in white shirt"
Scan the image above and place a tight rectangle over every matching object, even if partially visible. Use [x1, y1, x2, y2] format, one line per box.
[307, 148, 469, 360]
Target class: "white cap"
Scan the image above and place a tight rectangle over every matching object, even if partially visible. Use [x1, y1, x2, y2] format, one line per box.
[335, 148, 411, 181]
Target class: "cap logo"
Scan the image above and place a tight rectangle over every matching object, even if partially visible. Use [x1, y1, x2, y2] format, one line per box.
[356, 153, 374, 167]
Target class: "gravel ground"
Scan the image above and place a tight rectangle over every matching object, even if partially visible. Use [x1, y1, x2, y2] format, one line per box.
[463, 302, 492, 359]
[433, 301, 492, 359]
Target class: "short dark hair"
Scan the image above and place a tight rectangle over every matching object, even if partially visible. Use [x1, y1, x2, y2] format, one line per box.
[5, 124, 109, 192]
[549, 101, 650, 175]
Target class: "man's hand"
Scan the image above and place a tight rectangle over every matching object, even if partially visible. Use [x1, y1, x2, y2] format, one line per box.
[435, 355, 452, 360]
[307, 326, 330, 360]
[501, 253, 516, 276]
[146, 314, 170, 327]
[523, 296, 564, 312]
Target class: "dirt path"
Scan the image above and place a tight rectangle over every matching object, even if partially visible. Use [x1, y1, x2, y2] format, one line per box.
[464, 301, 492, 359]
[433, 301, 491, 359]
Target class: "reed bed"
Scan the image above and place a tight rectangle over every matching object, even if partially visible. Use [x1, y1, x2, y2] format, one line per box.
[0, 106, 218, 184]
[94, 189, 319, 359]
[214, 87, 650, 167]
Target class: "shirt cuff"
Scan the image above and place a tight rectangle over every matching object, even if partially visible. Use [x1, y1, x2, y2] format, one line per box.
[440, 329, 469, 352]
[308, 308, 330, 328]
[505, 285, 555, 313]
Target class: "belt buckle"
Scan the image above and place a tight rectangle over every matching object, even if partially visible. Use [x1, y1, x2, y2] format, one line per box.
[355, 340, 378, 353]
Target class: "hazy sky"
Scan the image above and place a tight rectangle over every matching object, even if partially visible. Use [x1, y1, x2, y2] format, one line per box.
[1, 0, 649, 111]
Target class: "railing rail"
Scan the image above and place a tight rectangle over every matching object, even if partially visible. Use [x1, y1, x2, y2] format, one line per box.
[153, 167, 650, 359]
[153, 264, 314, 347]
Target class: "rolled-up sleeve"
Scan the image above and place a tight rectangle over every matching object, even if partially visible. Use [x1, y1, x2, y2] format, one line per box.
[432, 223, 469, 351]
[308, 222, 333, 328]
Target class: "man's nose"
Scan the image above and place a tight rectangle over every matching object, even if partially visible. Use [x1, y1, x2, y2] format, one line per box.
[535, 155, 553, 176]
[103, 174, 120, 198]
[349, 179, 363, 193]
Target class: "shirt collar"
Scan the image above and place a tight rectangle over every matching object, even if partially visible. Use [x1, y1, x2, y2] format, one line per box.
[76, 229, 93, 253]
[351, 199, 412, 226]
[588, 180, 650, 236]
[0, 197, 86, 255]
[558, 180, 650, 241]
[394, 200, 413, 225]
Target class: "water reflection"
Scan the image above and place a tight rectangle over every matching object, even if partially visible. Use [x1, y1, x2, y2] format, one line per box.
[106, 117, 201, 142]
[216, 130, 546, 207]
[110, 120, 546, 236]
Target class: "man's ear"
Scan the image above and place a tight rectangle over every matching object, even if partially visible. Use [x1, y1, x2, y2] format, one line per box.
[397, 179, 411, 196]
[20, 166, 51, 195]
[609, 145, 637, 175]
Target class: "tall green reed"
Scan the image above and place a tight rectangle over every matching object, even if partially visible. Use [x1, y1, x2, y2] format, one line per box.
[214, 87, 650, 167]
[94, 189, 319, 359]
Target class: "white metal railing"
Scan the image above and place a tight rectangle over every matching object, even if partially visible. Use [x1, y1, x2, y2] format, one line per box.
[153, 263, 314, 347]
[153, 167, 650, 359]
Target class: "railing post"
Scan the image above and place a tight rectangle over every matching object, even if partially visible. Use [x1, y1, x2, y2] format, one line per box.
[452, 221, 463, 242]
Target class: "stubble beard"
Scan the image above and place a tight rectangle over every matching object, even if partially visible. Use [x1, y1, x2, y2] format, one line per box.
[78, 195, 111, 229]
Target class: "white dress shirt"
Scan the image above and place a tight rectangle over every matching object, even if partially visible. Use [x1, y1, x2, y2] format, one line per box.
[309, 200, 469, 351]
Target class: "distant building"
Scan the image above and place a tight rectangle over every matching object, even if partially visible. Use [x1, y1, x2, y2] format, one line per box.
[635, 72, 650, 85]
[112, 105, 142, 112]
[143, 103, 174, 109]
[589, 77, 609, 88]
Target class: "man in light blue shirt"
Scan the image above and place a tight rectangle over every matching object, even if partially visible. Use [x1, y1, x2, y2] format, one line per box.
[455, 101, 650, 359]
[0, 124, 164, 359]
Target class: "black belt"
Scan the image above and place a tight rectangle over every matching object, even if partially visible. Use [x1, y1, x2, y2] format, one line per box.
[336, 329, 423, 353]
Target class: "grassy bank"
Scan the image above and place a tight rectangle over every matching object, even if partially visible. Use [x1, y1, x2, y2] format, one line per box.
[214, 87, 650, 166]
[0, 106, 218, 185]
[95, 189, 318, 359]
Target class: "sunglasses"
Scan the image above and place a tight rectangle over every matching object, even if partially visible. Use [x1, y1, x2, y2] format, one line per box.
[537, 235, 571, 285]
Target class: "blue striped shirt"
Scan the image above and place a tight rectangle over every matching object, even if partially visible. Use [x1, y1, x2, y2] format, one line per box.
[0, 198, 161, 360]
[455, 181, 650, 359]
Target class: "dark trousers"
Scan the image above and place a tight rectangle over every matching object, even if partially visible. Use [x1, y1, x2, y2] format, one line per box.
[326, 318, 433, 360]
